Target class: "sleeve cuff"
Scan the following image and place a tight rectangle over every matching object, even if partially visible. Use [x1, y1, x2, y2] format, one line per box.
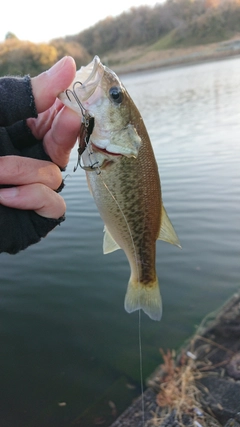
[0, 75, 37, 126]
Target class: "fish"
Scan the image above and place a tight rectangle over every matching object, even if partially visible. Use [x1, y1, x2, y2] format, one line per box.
[59, 56, 180, 321]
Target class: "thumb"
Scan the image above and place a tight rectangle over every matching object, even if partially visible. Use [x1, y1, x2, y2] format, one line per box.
[31, 56, 76, 113]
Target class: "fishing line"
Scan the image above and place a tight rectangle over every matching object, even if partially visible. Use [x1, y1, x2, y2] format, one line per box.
[75, 135, 146, 424]
[97, 172, 145, 427]
[139, 309, 145, 426]
[67, 83, 145, 425]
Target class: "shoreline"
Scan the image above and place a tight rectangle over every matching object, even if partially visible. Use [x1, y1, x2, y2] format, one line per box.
[109, 38, 240, 75]
[109, 291, 240, 427]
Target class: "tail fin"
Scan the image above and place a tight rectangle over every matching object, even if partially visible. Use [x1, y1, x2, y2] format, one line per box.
[124, 279, 162, 321]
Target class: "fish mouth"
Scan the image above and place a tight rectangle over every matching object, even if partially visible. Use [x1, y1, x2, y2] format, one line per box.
[58, 56, 104, 112]
[73, 56, 104, 102]
[80, 56, 101, 86]
[91, 143, 122, 157]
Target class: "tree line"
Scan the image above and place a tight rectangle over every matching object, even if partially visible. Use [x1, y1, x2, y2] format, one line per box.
[68, 0, 240, 52]
[0, 34, 90, 77]
[1, 0, 240, 77]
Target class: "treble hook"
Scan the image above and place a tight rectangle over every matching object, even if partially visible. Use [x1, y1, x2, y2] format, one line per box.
[78, 150, 101, 175]
[65, 82, 100, 174]
[66, 81, 86, 118]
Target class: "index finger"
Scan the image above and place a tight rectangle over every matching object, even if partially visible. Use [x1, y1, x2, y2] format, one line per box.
[43, 106, 81, 169]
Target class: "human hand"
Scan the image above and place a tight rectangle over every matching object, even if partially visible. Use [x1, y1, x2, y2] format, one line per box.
[0, 57, 81, 219]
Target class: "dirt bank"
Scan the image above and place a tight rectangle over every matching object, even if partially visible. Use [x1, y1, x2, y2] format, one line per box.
[105, 36, 240, 74]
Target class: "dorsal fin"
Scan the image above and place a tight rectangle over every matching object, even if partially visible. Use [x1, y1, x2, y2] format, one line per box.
[158, 205, 181, 248]
[103, 226, 121, 254]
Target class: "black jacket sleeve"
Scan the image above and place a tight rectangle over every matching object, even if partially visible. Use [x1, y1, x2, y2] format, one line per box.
[0, 75, 65, 255]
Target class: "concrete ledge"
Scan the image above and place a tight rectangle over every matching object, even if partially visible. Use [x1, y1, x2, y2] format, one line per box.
[110, 291, 240, 427]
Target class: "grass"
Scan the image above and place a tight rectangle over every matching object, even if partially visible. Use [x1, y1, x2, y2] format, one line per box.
[150, 31, 178, 51]
[149, 347, 221, 427]
[156, 350, 203, 421]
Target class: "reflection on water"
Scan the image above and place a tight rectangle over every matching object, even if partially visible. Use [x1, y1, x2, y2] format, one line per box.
[0, 58, 240, 426]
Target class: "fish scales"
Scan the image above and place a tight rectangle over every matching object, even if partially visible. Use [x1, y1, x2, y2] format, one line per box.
[87, 141, 161, 286]
[59, 56, 180, 321]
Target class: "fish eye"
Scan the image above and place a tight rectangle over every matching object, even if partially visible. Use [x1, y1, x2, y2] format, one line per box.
[109, 86, 123, 104]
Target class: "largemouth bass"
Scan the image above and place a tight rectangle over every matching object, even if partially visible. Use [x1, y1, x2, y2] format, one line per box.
[59, 56, 180, 321]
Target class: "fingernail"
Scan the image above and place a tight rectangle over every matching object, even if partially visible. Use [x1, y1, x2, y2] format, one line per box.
[47, 57, 69, 77]
[0, 187, 19, 199]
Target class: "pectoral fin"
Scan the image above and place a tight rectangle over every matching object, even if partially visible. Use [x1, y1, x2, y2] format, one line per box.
[103, 226, 121, 254]
[158, 205, 181, 248]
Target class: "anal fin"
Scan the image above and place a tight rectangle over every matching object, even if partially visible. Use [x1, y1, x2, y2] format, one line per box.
[103, 226, 121, 254]
[158, 205, 181, 248]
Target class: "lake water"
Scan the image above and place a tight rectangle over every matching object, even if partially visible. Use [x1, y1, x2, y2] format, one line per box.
[1, 57, 240, 427]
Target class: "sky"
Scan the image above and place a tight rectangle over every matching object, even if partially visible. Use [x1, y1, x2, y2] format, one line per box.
[1, 0, 163, 44]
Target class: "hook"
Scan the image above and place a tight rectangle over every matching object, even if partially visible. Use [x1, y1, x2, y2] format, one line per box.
[66, 81, 86, 117]
[65, 82, 101, 175]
